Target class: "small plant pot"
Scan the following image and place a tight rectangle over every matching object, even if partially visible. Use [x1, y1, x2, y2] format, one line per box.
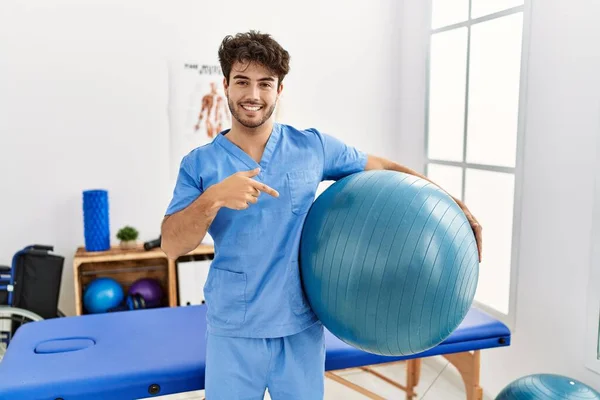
[119, 240, 138, 249]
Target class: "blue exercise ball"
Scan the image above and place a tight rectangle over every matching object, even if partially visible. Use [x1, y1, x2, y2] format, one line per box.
[495, 374, 600, 399]
[83, 277, 124, 314]
[300, 170, 479, 356]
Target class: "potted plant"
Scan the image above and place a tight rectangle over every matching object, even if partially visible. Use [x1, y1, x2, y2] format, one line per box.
[116, 226, 139, 249]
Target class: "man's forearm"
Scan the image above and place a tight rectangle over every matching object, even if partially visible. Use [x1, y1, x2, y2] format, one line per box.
[161, 188, 221, 259]
[366, 155, 464, 208]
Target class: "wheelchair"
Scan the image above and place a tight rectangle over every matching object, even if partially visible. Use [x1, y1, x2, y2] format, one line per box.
[0, 307, 43, 360]
[0, 245, 65, 361]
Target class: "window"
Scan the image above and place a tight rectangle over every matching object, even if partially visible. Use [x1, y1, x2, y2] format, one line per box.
[425, 0, 527, 324]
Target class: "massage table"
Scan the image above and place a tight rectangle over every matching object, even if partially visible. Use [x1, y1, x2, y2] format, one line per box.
[0, 304, 510, 400]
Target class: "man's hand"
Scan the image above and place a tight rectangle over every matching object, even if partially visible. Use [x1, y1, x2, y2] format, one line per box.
[457, 202, 483, 263]
[209, 168, 279, 210]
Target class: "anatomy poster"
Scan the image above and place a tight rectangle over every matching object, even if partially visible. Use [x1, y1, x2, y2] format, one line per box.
[168, 61, 231, 179]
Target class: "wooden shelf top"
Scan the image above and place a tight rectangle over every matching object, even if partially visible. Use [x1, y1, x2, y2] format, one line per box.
[74, 243, 214, 262]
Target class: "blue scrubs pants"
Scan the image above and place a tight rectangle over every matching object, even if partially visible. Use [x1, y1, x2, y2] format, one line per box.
[205, 321, 325, 400]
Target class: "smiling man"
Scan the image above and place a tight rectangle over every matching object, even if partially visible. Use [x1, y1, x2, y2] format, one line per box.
[161, 31, 482, 400]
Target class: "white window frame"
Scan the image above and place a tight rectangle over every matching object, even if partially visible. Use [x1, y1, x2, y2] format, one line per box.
[423, 0, 532, 330]
[585, 122, 600, 375]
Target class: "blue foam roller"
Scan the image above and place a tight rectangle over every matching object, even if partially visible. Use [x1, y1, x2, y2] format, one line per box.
[300, 170, 479, 356]
[495, 374, 600, 399]
[83, 189, 110, 252]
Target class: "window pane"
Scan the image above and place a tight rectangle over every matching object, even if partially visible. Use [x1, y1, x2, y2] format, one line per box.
[466, 13, 523, 168]
[464, 169, 515, 314]
[471, 0, 524, 19]
[427, 28, 468, 162]
[431, 0, 469, 30]
[426, 163, 463, 201]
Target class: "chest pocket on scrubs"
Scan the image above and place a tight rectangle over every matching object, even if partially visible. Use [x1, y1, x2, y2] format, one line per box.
[203, 267, 247, 327]
[287, 170, 319, 215]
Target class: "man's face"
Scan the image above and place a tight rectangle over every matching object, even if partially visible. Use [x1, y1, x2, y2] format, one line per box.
[224, 61, 282, 130]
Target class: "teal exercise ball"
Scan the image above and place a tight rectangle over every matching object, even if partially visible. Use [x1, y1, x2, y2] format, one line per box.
[83, 277, 124, 314]
[300, 170, 479, 356]
[495, 374, 600, 399]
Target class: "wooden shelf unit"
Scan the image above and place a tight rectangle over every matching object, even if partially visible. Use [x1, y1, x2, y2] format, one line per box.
[73, 244, 214, 316]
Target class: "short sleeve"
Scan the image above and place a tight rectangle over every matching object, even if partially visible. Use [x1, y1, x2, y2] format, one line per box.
[165, 156, 203, 216]
[316, 130, 368, 181]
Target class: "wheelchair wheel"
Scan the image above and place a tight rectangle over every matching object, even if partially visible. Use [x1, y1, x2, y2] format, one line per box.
[0, 306, 43, 361]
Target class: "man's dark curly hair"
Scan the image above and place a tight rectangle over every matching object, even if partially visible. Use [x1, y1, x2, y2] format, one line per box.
[218, 31, 290, 85]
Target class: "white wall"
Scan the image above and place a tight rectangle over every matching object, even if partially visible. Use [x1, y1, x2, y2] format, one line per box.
[398, 0, 600, 395]
[0, 0, 401, 316]
[397, 0, 430, 173]
[0, 0, 173, 316]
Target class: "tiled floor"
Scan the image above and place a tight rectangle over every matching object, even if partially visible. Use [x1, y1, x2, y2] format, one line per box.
[143, 356, 491, 399]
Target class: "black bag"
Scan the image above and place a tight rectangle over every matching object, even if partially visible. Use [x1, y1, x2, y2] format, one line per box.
[10, 245, 64, 319]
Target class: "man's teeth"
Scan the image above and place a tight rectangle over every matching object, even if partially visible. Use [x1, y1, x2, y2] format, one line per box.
[242, 104, 262, 111]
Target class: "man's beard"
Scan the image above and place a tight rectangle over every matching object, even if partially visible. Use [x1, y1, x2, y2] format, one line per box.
[228, 97, 277, 129]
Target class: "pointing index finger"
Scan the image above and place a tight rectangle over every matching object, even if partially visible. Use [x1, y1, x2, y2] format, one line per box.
[250, 179, 279, 198]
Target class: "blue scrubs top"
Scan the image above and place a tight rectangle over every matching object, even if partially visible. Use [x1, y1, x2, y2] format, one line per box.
[165, 123, 368, 338]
